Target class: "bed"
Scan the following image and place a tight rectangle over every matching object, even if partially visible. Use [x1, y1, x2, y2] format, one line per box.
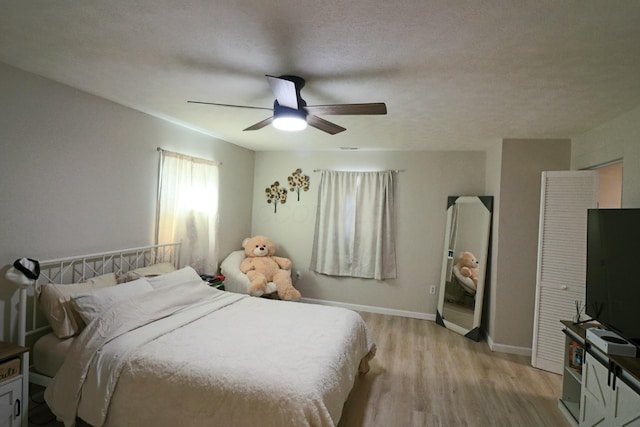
[18, 244, 376, 427]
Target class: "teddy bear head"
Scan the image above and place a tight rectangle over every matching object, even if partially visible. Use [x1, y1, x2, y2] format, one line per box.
[242, 235, 276, 258]
[457, 251, 479, 269]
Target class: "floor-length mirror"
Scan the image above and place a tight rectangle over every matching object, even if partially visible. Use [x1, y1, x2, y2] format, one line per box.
[436, 196, 493, 341]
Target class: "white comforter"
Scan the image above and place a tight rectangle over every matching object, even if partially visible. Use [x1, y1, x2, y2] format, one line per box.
[45, 281, 375, 427]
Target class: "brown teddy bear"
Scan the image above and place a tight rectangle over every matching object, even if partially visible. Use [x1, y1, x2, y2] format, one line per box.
[239, 235, 301, 301]
[457, 251, 479, 288]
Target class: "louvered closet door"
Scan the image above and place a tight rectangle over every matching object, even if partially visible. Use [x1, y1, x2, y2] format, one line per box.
[531, 170, 598, 374]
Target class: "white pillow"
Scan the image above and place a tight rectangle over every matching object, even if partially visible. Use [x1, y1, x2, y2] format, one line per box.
[147, 266, 203, 289]
[71, 278, 153, 324]
[37, 273, 118, 338]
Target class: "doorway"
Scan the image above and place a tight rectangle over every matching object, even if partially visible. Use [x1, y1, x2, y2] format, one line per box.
[592, 161, 623, 208]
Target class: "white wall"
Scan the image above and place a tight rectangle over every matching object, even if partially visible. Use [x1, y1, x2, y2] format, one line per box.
[483, 140, 503, 335]
[491, 139, 571, 351]
[0, 63, 255, 342]
[250, 150, 486, 317]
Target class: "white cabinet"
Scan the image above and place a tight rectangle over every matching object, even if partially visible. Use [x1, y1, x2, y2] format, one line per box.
[612, 376, 640, 426]
[580, 352, 640, 427]
[0, 343, 28, 427]
[0, 376, 23, 427]
[580, 352, 609, 426]
[559, 321, 587, 426]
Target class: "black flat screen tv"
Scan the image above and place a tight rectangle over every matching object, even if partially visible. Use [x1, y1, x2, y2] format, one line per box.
[586, 208, 640, 347]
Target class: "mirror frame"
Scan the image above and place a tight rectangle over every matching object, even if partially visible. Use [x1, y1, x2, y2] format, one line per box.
[436, 195, 493, 341]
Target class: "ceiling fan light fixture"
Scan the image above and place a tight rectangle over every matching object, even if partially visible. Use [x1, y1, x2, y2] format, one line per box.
[189, 75, 386, 134]
[273, 104, 307, 131]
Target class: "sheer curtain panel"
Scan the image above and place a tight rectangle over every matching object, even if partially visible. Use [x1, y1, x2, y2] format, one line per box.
[156, 150, 219, 274]
[310, 170, 397, 280]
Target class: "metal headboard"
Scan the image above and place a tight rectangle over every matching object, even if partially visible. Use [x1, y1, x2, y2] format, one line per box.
[19, 243, 181, 356]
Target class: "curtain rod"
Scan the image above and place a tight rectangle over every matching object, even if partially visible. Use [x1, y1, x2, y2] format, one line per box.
[157, 147, 222, 166]
[313, 169, 404, 173]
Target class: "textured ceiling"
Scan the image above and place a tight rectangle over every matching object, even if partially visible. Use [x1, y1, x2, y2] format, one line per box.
[2, 1, 640, 151]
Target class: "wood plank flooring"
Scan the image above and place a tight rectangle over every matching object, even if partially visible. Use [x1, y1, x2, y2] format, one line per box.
[338, 312, 570, 427]
[28, 312, 569, 427]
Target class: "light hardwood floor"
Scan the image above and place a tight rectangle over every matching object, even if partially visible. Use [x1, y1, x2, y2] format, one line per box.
[338, 312, 570, 427]
[28, 312, 569, 427]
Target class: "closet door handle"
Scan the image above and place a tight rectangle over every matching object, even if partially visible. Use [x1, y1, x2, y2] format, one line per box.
[14, 398, 20, 417]
[560, 285, 568, 290]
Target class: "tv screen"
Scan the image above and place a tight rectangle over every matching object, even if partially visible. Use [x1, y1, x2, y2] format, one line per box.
[586, 209, 640, 346]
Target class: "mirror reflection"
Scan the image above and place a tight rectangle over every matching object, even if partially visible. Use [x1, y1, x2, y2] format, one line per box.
[436, 196, 492, 341]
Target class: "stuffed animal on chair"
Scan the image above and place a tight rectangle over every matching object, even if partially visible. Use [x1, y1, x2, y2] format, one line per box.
[457, 251, 479, 289]
[239, 235, 301, 301]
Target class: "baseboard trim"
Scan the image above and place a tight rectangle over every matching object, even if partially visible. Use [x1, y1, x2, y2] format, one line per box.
[302, 297, 532, 356]
[301, 297, 435, 321]
[486, 334, 532, 356]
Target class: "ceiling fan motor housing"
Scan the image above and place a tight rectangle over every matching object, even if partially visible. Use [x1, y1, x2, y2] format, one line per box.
[273, 101, 307, 119]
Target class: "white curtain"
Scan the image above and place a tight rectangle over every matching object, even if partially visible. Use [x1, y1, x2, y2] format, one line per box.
[156, 150, 219, 274]
[310, 170, 396, 280]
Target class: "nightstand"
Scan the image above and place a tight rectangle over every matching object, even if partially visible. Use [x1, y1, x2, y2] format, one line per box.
[0, 342, 29, 427]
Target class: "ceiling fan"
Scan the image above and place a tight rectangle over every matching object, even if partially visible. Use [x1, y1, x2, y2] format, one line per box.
[188, 75, 387, 135]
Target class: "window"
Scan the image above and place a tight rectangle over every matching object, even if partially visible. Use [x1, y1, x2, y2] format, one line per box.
[156, 149, 219, 274]
[310, 170, 396, 280]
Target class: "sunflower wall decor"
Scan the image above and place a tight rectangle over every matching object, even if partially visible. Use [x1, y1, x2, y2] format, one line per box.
[287, 168, 310, 201]
[265, 181, 287, 213]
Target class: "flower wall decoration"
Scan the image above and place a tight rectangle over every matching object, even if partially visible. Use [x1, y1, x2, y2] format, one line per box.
[265, 181, 287, 213]
[287, 168, 310, 201]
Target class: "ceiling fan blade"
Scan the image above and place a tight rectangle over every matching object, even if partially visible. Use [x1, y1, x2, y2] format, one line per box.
[266, 75, 299, 109]
[188, 101, 272, 111]
[243, 116, 273, 131]
[307, 115, 346, 135]
[305, 103, 387, 115]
